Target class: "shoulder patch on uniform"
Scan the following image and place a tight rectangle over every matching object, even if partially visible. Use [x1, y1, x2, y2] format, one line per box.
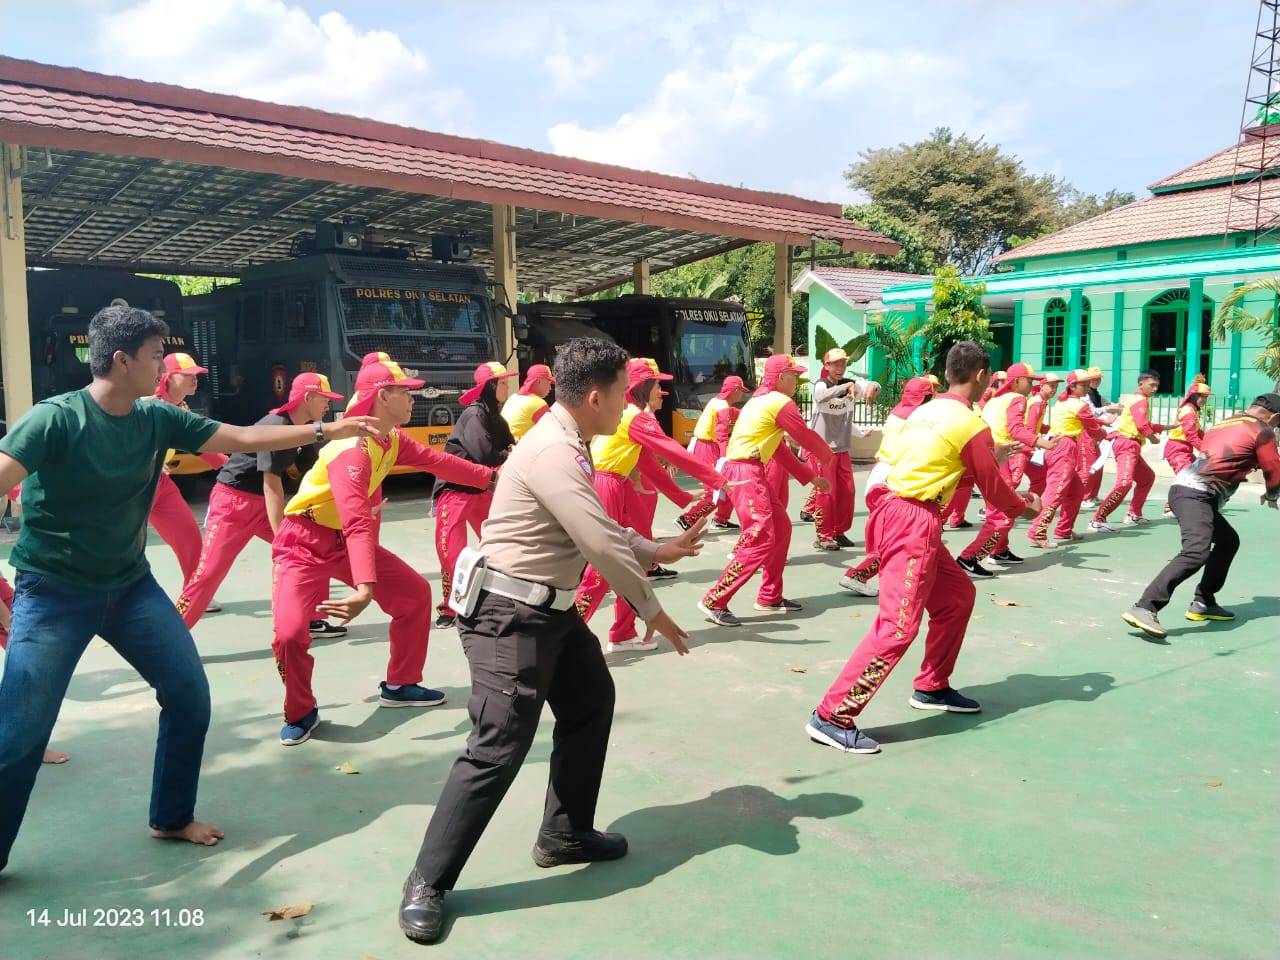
[574, 453, 594, 478]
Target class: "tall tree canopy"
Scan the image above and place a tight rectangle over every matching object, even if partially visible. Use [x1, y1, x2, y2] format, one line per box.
[845, 127, 1067, 274]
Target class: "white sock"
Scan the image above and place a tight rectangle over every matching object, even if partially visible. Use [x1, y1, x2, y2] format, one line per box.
[383, 683, 401, 691]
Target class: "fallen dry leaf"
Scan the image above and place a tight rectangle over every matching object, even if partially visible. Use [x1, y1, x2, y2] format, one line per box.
[789, 667, 807, 674]
[336, 761, 360, 775]
[1020, 641, 1035, 647]
[993, 599, 1023, 607]
[263, 902, 313, 921]
[1205, 781, 1223, 788]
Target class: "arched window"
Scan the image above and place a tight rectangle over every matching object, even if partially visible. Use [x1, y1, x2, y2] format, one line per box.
[1043, 296, 1090, 368]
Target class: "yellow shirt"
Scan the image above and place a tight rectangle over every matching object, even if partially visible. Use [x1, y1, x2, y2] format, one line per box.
[501, 393, 548, 442]
[285, 432, 401, 529]
[1168, 403, 1199, 442]
[725, 392, 790, 464]
[1049, 397, 1088, 438]
[981, 392, 1019, 446]
[693, 397, 729, 442]
[876, 413, 908, 463]
[1112, 394, 1147, 440]
[885, 397, 987, 506]
[590, 405, 644, 475]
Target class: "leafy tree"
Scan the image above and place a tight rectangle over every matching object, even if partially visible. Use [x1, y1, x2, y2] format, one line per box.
[845, 127, 1065, 273]
[840, 204, 936, 275]
[921, 266, 993, 377]
[1212, 278, 1280, 388]
[141, 273, 235, 296]
[1056, 188, 1137, 228]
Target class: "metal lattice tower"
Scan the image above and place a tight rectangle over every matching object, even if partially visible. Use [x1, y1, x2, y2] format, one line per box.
[1226, 0, 1280, 245]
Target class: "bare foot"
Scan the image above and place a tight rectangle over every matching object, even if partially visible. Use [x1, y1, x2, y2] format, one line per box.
[149, 821, 224, 846]
[42, 749, 70, 764]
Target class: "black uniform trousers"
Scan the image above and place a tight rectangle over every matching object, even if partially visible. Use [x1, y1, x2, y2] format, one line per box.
[412, 590, 615, 891]
[1139, 485, 1241, 612]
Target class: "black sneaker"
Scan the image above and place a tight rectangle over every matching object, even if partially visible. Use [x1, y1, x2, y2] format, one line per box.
[956, 556, 994, 579]
[1185, 600, 1235, 622]
[833, 534, 857, 548]
[674, 515, 691, 531]
[309, 619, 347, 638]
[1121, 604, 1167, 640]
[798, 511, 814, 523]
[948, 519, 974, 529]
[910, 687, 981, 713]
[399, 870, 446, 944]
[531, 829, 628, 868]
[434, 613, 456, 629]
[990, 549, 1024, 565]
[712, 518, 740, 530]
[647, 565, 678, 580]
[753, 598, 803, 613]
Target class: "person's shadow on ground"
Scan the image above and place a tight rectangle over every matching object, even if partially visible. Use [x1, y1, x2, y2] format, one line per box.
[865, 671, 1116, 744]
[448, 786, 860, 924]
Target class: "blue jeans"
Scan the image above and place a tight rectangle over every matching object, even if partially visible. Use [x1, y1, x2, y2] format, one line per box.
[0, 571, 211, 871]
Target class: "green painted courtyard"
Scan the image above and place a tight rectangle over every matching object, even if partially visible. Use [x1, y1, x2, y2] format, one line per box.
[1, 469, 1276, 959]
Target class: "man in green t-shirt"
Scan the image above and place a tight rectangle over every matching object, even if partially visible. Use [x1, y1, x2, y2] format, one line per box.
[0, 304, 376, 875]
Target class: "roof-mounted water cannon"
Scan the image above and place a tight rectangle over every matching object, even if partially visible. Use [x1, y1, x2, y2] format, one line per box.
[431, 232, 474, 263]
[315, 221, 364, 252]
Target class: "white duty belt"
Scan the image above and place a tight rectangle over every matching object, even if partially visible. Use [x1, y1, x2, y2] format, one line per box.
[481, 568, 577, 612]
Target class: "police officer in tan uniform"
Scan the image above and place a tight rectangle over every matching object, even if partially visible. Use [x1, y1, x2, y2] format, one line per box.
[398, 338, 705, 945]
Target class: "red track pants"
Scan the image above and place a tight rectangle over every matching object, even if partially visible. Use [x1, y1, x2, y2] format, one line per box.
[1028, 437, 1082, 542]
[942, 473, 975, 526]
[575, 471, 642, 645]
[149, 473, 202, 583]
[1026, 458, 1047, 496]
[270, 516, 432, 724]
[1094, 436, 1154, 521]
[818, 495, 975, 724]
[680, 439, 733, 526]
[1163, 439, 1194, 475]
[1078, 438, 1104, 501]
[813, 451, 855, 543]
[843, 483, 890, 583]
[702, 460, 791, 610]
[434, 489, 493, 616]
[959, 458, 1021, 561]
[176, 483, 274, 627]
[0, 574, 12, 648]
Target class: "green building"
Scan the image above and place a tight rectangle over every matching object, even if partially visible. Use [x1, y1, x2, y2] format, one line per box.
[810, 139, 1280, 409]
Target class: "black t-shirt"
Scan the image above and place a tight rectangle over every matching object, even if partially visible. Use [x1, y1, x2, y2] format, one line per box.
[215, 412, 318, 496]
[432, 403, 513, 499]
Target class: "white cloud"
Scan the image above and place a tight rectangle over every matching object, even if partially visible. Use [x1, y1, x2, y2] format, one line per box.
[543, 27, 604, 98]
[95, 0, 471, 131]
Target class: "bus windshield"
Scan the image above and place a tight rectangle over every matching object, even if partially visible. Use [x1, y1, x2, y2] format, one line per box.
[337, 286, 495, 367]
[671, 308, 750, 387]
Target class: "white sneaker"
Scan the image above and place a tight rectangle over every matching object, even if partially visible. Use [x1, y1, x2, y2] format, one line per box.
[1080, 498, 1100, 510]
[1123, 514, 1150, 526]
[607, 637, 658, 652]
[206, 599, 222, 613]
[1089, 520, 1116, 533]
[839, 575, 878, 596]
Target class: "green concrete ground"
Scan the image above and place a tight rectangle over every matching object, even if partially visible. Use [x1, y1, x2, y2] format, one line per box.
[1, 470, 1277, 959]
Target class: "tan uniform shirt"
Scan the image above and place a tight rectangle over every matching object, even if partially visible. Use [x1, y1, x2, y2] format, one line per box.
[480, 404, 662, 621]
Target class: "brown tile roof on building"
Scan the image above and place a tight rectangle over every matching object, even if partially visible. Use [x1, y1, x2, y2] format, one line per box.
[796, 266, 933, 305]
[1149, 135, 1280, 191]
[991, 183, 1273, 263]
[0, 57, 896, 258]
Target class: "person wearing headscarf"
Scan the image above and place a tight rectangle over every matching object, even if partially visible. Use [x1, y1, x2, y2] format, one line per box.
[677, 374, 746, 531]
[501, 364, 555, 442]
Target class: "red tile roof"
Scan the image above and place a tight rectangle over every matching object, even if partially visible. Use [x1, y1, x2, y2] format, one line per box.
[796, 266, 933, 305]
[1149, 135, 1280, 191]
[991, 184, 1271, 263]
[0, 57, 896, 255]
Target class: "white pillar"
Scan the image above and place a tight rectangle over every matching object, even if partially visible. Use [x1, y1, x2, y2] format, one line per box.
[491, 204, 517, 370]
[772, 243, 792, 355]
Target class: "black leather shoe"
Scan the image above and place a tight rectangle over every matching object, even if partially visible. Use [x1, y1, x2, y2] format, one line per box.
[399, 869, 446, 944]
[833, 534, 857, 548]
[531, 829, 628, 868]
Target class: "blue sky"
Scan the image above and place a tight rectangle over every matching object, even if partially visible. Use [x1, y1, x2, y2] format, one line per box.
[0, 0, 1260, 205]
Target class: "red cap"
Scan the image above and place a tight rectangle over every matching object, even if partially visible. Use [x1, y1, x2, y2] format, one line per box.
[891, 376, 937, 418]
[460, 362, 519, 405]
[822, 347, 848, 366]
[997, 362, 1045, 394]
[627, 357, 674, 390]
[345, 358, 426, 418]
[1041, 371, 1063, 384]
[765, 354, 807, 377]
[519, 363, 556, 395]
[270, 371, 343, 415]
[717, 374, 746, 399]
[163, 352, 207, 376]
[1183, 381, 1212, 403]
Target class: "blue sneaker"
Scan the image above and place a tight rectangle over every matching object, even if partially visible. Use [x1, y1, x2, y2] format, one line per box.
[379, 682, 447, 708]
[280, 707, 320, 746]
[910, 687, 981, 713]
[805, 711, 880, 754]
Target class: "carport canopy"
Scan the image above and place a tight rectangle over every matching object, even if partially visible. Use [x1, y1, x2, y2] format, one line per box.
[0, 56, 896, 422]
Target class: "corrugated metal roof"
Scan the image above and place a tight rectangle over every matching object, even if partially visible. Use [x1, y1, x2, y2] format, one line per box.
[0, 57, 897, 295]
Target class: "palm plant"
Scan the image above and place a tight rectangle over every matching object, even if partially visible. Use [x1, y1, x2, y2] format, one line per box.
[1212, 278, 1280, 390]
[841, 311, 930, 407]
